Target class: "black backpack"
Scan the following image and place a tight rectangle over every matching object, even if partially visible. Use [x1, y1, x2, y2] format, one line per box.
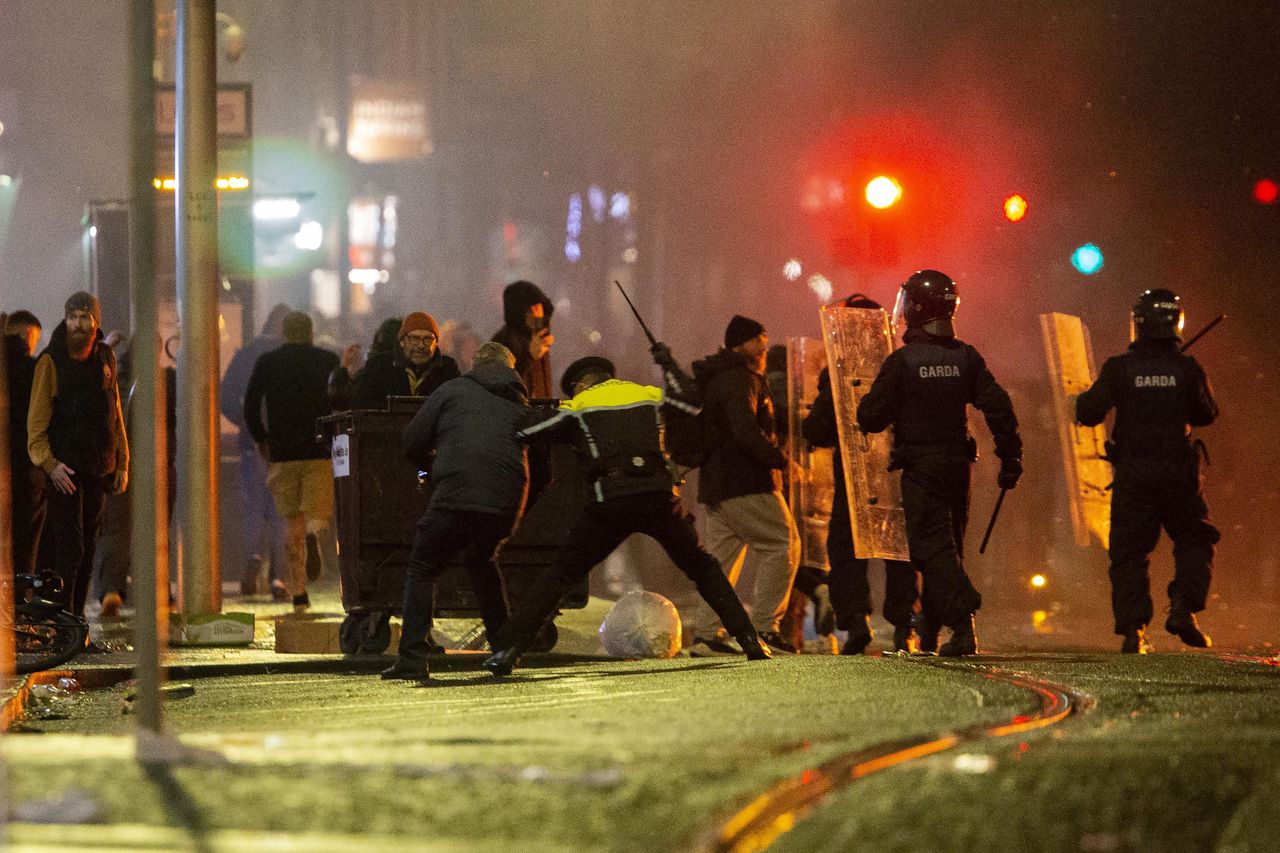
[664, 403, 709, 468]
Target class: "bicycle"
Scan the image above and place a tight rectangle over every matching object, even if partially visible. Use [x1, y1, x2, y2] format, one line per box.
[6, 573, 88, 675]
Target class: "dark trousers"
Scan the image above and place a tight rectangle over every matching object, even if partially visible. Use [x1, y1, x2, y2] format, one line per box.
[900, 454, 980, 629]
[397, 507, 515, 664]
[497, 491, 759, 656]
[10, 462, 47, 576]
[47, 472, 111, 618]
[1108, 459, 1218, 634]
[825, 473, 919, 630]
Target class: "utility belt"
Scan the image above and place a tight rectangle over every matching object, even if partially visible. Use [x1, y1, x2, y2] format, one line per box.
[587, 451, 671, 484]
[1103, 438, 1208, 467]
[888, 437, 977, 471]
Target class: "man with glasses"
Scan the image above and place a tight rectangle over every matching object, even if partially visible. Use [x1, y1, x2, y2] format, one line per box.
[355, 311, 460, 409]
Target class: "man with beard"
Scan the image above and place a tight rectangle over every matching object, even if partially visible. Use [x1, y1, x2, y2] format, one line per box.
[27, 293, 129, 618]
[352, 311, 460, 408]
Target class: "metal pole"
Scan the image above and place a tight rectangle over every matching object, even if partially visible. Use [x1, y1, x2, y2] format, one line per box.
[0, 314, 11, 849]
[129, 0, 165, 734]
[176, 0, 221, 616]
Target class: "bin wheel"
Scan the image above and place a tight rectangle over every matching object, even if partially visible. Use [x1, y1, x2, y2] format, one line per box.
[339, 612, 393, 656]
[530, 620, 558, 653]
[338, 614, 364, 655]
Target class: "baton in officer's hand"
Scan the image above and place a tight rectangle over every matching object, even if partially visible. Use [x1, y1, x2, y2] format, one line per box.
[615, 280, 658, 347]
[978, 487, 1007, 555]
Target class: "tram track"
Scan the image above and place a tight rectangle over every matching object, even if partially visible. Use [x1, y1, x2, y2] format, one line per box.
[699, 658, 1088, 853]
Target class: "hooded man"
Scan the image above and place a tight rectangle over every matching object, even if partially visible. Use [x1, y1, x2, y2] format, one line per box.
[27, 292, 129, 618]
[381, 342, 530, 682]
[491, 280, 554, 400]
[685, 315, 801, 656]
[351, 311, 460, 409]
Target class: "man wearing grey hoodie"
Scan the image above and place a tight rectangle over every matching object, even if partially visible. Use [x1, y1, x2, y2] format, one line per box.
[381, 342, 530, 682]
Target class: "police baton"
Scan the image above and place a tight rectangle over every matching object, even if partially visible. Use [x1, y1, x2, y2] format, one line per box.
[978, 487, 1007, 555]
[615, 280, 658, 347]
[1179, 314, 1225, 353]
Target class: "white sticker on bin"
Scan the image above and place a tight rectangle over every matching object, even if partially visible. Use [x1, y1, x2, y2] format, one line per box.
[332, 433, 351, 478]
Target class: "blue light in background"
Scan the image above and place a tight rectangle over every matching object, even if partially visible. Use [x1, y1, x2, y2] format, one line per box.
[1071, 243, 1104, 275]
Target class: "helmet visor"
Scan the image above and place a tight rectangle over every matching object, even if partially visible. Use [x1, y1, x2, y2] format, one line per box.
[891, 286, 908, 334]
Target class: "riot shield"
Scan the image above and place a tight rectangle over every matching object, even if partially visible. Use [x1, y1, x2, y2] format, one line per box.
[819, 306, 909, 561]
[1040, 312, 1111, 549]
[785, 337, 833, 571]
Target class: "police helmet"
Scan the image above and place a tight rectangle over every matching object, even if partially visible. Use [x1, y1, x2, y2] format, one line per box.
[1130, 288, 1184, 342]
[836, 292, 882, 310]
[560, 356, 616, 398]
[892, 269, 959, 337]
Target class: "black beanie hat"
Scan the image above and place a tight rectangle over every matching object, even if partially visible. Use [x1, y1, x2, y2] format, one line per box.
[560, 356, 616, 397]
[724, 315, 766, 349]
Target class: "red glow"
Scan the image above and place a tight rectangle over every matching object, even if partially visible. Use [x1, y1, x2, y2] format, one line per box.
[1003, 193, 1028, 222]
[1254, 179, 1278, 205]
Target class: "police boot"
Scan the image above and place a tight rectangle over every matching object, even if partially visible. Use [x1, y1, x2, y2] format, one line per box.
[733, 628, 773, 661]
[841, 614, 873, 655]
[891, 623, 917, 654]
[1120, 626, 1151, 654]
[1165, 603, 1211, 648]
[938, 615, 978, 657]
[915, 614, 941, 655]
[483, 648, 521, 677]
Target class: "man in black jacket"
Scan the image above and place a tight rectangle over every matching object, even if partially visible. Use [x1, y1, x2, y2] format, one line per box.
[686, 315, 800, 656]
[244, 312, 339, 612]
[482, 345, 771, 676]
[347, 311, 460, 409]
[857, 271, 1021, 657]
[26, 293, 129, 618]
[5, 310, 45, 576]
[1076, 289, 1219, 653]
[381, 342, 530, 682]
[802, 296, 920, 654]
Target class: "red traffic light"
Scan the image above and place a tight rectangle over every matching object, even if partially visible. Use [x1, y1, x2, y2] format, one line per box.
[1003, 193, 1028, 222]
[1254, 179, 1278, 205]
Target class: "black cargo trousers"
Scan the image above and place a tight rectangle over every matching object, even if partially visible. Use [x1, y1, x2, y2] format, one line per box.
[494, 490, 761, 656]
[825, 456, 919, 630]
[899, 452, 981, 630]
[1108, 452, 1218, 634]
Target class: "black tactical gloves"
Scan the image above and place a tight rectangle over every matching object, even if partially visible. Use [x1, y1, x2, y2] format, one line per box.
[650, 342, 677, 370]
[997, 458, 1023, 490]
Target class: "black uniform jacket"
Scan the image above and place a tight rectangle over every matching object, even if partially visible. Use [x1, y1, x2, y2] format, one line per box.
[857, 329, 1021, 463]
[1076, 338, 1217, 461]
[516, 369, 700, 503]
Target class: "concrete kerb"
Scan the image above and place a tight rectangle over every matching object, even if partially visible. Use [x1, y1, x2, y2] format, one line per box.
[0, 650, 622, 733]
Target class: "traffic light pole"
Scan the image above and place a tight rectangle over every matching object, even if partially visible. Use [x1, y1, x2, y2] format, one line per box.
[175, 0, 221, 618]
[129, 0, 166, 734]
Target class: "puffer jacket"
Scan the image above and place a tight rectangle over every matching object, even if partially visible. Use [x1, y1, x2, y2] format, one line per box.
[403, 361, 530, 516]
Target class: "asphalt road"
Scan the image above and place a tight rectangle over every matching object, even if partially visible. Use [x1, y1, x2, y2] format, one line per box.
[5, 649, 1279, 852]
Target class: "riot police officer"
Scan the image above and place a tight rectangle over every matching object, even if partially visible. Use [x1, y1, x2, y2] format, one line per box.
[1076, 289, 1219, 653]
[856, 270, 1022, 656]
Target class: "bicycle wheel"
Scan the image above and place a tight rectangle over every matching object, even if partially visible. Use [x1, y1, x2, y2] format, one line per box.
[12, 609, 88, 675]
